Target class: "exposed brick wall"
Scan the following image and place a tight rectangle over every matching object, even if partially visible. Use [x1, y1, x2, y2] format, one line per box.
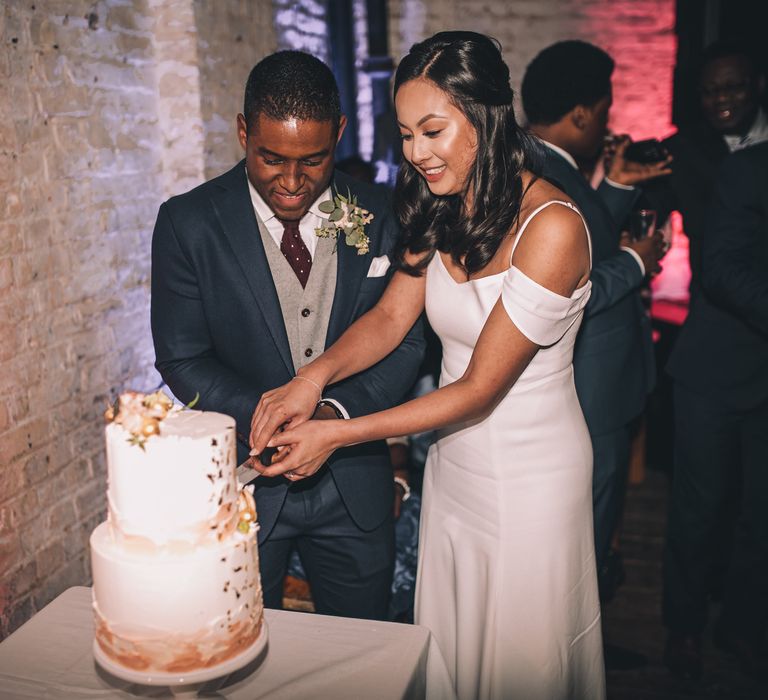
[352, 0, 374, 161]
[150, 0, 206, 198]
[1, 0, 164, 639]
[388, 0, 676, 140]
[0, 0, 277, 639]
[194, 0, 277, 181]
[274, 0, 329, 63]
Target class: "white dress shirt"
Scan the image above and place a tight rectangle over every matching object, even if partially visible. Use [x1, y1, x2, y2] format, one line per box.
[724, 108, 768, 152]
[246, 169, 331, 259]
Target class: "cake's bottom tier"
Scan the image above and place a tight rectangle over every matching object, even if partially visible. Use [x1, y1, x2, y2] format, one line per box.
[90, 521, 263, 674]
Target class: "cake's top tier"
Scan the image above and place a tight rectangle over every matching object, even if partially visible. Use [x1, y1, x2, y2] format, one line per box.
[105, 394, 239, 547]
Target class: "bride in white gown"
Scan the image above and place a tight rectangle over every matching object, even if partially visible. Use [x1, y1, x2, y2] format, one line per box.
[249, 31, 605, 700]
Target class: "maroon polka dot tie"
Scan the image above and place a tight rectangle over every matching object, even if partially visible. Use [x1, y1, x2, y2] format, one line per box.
[278, 219, 312, 288]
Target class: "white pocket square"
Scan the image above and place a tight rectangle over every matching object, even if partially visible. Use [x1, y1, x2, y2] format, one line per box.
[367, 255, 390, 278]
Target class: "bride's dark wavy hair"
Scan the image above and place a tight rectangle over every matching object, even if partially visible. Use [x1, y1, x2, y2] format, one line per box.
[393, 31, 539, 276]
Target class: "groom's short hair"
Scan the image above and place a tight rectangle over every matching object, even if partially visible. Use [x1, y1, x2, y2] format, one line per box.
[243, 51, 342, 132]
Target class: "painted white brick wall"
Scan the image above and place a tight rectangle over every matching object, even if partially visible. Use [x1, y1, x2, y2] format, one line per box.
[274, 0, 330, 63]
[0, 0, 277, 639]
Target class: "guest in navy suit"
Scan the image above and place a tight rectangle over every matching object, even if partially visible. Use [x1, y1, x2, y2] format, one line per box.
[521, 42, 668, 607]
[643, 40, 767, 296]
[663, 142, 768, 679]
[640, 40, 768, 642]
[150, 51, 424, 620]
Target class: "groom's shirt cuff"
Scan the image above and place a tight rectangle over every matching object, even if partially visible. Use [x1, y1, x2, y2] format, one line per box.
[319, 398, 349, 420]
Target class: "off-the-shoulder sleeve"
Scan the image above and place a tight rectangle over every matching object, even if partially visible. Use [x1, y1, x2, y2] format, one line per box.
[501, 266, 591, 346]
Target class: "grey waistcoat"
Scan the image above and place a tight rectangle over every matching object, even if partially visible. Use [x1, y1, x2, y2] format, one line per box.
[257, 217, 337, 373]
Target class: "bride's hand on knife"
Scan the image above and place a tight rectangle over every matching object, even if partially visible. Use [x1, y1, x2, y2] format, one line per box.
[256, 420, 340, 479]
[249, 375, 324, 457]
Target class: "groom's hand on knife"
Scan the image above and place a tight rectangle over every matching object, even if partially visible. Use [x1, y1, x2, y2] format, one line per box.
[249, 404, 340, 479]
[249, 377, 321, 456]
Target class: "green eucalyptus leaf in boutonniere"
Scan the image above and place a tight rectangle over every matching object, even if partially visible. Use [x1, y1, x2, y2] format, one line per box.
[314, 187, 373, 255]
[318, 200, 336, 215]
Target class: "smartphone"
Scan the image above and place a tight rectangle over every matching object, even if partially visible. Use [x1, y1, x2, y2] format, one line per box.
[624, 139, 668, 163]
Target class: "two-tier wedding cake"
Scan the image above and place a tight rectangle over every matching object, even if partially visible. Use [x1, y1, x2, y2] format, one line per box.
[90, 391, 264, 676]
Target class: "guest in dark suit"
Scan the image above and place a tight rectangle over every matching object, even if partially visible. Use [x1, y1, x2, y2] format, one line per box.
[663, 142, 768, 679]
[150, 51, 424, 620]
[522, 42, 667, 610]
[643, 41, 767, 295]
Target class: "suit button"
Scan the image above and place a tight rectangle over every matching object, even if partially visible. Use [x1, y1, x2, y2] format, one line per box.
[304, 348, 313, 358]
[301, 308, 310, 317]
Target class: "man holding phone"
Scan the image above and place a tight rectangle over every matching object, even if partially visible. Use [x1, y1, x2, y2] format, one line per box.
[645, 41, 768, 679]
[522, 40, 669, 668]
[643, 40, 767, 295]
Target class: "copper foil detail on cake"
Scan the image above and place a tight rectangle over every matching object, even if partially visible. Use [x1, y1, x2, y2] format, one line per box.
[94, 611, 263, 673]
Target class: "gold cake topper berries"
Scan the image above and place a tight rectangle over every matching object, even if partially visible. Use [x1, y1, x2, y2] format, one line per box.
[315, 189, 373, 256]
[104, 390, 199, 449]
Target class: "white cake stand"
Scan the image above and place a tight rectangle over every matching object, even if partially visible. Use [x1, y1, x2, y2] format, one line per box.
[94, 620, 268, 696]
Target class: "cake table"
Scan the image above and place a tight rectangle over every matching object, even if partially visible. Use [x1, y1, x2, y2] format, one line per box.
[0, 587, 452, 699]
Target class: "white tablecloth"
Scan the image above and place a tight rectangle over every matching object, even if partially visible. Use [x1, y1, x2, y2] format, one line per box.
[0, 587, 453, 699]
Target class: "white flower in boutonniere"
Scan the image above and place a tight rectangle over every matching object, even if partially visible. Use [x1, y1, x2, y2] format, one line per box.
[315, 189, 373, 255]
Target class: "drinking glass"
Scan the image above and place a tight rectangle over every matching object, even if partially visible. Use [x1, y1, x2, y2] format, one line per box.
[629, 209, 657, 240]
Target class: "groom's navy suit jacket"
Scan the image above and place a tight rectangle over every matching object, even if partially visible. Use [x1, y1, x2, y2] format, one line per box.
[151, 162, 425, 541]
[541, 148, 655, 436]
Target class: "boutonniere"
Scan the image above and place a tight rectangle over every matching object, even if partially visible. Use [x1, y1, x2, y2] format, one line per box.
[315, 189, 373, 255]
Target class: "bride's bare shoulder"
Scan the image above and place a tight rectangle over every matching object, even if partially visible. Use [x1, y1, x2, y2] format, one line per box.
[512, 175, 590, 293]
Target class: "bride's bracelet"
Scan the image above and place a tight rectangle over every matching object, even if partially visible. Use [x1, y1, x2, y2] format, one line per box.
[292, 375, 323, 398]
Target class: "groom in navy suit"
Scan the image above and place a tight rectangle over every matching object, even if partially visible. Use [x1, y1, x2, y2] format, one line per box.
[150, 51, 424, 620]
[522, 41, 667, 609]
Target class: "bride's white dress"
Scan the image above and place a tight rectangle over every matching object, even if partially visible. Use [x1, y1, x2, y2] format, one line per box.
[417, 201, 606, 699]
